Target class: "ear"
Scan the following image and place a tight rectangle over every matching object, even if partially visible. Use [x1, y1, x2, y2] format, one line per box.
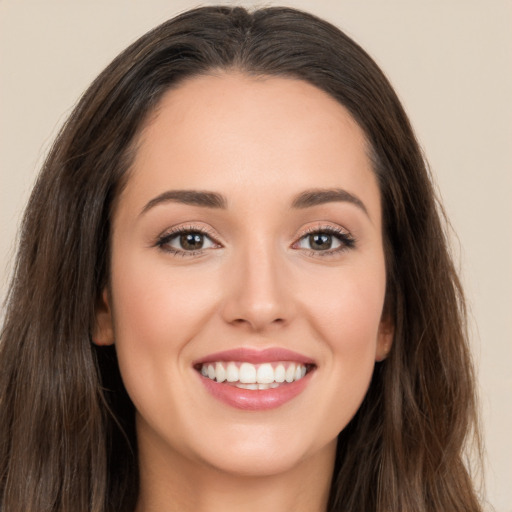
[375, 316, 394, 362]
[92, 288, 115, 346]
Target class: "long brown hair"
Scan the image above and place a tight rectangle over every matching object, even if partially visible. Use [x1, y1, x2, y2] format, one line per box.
[0, 6, 482, 511]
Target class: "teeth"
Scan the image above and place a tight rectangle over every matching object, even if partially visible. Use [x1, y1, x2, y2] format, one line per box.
[215, 362, 226, 383]
[236, 383, 258, 390]
[199, 361, 310, 386]
[239, 362, 257, 383]
[275, 364, 285, 383]
[235, 382, 281, 390]
[256, 363, 274, 384]
[226, 362, 238, 382]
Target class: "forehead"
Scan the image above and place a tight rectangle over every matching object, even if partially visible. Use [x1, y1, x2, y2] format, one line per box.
[119, 72, 380, 221]
[139, 71, 370, 162]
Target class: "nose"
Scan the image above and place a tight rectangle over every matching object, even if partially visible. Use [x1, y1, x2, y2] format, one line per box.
[220, 242, 294, 332]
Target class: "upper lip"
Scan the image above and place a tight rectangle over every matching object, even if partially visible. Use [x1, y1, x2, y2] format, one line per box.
[193, 347, 316, 366]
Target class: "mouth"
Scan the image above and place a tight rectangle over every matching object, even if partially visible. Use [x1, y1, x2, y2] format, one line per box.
[193, 348, 316, 410]
[195, 361, 314, 390]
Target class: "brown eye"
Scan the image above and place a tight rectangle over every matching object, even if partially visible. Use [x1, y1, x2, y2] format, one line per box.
[297, 231, 341, 251]
[308, 233, 333, 251]
[294, 227, 355, 255]
[157, 229, 218, 254]
[180, 233, 205, 250]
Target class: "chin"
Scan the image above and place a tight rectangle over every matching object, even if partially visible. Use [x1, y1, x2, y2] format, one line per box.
[198, 446, 318, 478]
[183, 421, 338, 479]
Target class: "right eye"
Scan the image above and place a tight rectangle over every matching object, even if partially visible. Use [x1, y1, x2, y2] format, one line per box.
[156, 227, 219, 256]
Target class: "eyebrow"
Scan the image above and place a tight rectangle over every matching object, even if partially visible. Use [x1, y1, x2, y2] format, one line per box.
[139, 187, 369, 218]
[140, 190, 227, 215]
[291, 188, 369, 216]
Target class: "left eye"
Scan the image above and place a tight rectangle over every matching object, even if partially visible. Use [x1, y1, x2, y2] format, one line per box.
[160, 231, 217, 252]
[296, 232, 342, 251]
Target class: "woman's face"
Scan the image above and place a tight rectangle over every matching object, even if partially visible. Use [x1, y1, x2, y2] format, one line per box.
[95, 73, 392, 478]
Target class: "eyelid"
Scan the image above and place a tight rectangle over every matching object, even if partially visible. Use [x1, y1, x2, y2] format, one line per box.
[292, 223, 356, 255]
[155, 223, 222, 256]
[153, 222, 355, 258]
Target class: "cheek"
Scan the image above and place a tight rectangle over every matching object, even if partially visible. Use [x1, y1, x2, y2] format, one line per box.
[301, 260, 387, 353]
[108, 252, 219, 406]
[111, 250, 218, 345]
[296, 259, 386, 425]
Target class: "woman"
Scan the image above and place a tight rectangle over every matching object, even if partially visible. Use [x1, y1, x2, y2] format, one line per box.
[0, 6, 482, 511]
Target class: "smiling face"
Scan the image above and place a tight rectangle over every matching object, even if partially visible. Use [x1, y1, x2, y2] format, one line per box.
[95, 73, 392, 480]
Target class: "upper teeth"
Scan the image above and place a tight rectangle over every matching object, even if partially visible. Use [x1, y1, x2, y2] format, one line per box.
[200, 361, 307, 384]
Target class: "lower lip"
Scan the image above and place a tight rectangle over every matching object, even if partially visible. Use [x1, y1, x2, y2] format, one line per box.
[198, 372, 313, 410]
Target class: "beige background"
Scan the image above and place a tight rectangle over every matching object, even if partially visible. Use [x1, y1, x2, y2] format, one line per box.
[1, 1, 511, 510]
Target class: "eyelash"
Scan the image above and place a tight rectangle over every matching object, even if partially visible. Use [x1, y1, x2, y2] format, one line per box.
[294, 225, 356, 257]
[155, 225, 220, 257]
[155, 224, 356, 257]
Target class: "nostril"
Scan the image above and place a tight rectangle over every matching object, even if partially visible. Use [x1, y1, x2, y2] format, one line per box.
[220, 280, 292, 330]
[230, 317, 285, 328]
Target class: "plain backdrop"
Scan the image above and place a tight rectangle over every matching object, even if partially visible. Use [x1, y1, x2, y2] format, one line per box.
[1, 1, 511, 511]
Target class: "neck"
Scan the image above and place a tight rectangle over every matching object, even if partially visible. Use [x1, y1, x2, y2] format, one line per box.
[135, 428, 336, 512]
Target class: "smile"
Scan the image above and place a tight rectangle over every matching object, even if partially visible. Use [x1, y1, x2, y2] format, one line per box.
[194, 348, 316, 410]
[198, 361, 310, 389]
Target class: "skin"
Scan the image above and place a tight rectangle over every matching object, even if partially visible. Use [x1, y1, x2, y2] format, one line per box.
[95, 73, 393, 512]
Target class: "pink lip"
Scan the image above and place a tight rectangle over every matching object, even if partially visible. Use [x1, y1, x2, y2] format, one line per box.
[193, 347, 316, 411]
[193, 347, 315, 365]
[197, 371, 313, 410]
